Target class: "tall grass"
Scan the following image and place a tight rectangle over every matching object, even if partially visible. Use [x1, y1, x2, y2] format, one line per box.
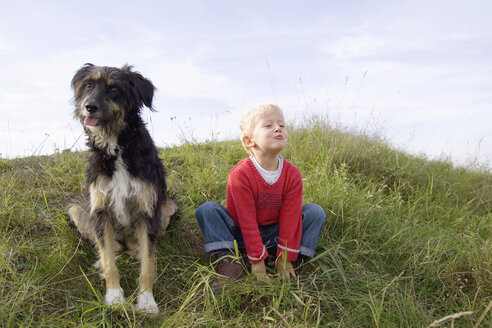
[0, 117, 491, 327]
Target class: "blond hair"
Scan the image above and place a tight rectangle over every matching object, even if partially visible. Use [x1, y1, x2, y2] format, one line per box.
[239, 104, 284, 154]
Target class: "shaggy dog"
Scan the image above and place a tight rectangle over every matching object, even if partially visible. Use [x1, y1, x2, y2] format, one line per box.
[68, 63, 177, 314]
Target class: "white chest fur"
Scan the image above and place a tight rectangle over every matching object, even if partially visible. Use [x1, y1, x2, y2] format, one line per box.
[89, 155, 157, 226]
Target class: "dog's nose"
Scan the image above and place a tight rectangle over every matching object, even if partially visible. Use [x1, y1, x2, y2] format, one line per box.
[85, 101, 99, 113]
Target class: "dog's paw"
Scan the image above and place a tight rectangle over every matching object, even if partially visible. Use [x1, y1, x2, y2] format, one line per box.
[136, 291, 159, 314]
[105, 288, 125, 306]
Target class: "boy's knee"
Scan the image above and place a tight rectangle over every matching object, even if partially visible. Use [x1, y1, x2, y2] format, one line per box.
[195, 201, 221, 220]
[195, 201, 219, 219]
[303, 203, 327, 224]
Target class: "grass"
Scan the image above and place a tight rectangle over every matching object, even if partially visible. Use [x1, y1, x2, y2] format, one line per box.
[1, 117, 491, 327]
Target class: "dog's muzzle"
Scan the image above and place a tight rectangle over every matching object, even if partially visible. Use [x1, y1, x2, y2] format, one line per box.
[83, 100, 101, 127]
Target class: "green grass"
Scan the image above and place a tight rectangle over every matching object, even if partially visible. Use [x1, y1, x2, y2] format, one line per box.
[1, 117, 491, 327]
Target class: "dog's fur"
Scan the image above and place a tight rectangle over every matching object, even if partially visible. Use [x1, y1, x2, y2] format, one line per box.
[68, 63, 177, 314]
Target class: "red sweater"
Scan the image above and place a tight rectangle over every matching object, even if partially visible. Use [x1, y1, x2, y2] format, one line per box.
[226, 157, 303, 264]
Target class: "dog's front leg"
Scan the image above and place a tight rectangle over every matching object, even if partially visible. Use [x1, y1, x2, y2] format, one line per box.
[95, 221, 125, 306]
[135, 223, 159, 314]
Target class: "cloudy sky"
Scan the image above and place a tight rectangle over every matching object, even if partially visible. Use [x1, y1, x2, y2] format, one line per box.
[1, 0, 490, 167]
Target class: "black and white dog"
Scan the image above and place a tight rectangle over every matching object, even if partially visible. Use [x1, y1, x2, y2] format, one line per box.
[68, 64, 177, 314]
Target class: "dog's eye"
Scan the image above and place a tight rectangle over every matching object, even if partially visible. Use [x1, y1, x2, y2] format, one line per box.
[109, 87, 119, 95]
[84, 81, 94, 90]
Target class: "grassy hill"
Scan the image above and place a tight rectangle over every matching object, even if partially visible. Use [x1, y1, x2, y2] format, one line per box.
[1, 118, 491, 327]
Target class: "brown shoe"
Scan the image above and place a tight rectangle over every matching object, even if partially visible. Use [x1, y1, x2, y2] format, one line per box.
[217, 257, 245, 280]
[210, 257, 245, 294]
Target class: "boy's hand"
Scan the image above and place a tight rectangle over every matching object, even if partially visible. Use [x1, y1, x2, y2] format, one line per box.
[251, 261, 271, 281]
[275, 259, 296, 280]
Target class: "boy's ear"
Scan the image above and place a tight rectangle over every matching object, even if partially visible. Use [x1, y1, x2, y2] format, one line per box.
[242, 136, 255, 148]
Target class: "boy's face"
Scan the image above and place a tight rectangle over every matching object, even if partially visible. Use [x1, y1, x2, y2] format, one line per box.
[248, 111, 287, 155]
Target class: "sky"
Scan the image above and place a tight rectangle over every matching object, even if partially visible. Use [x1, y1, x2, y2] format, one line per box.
[0, 0, 490, 168]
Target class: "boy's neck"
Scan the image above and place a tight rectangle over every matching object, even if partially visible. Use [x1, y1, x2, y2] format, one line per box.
[251, 151, 281, 171]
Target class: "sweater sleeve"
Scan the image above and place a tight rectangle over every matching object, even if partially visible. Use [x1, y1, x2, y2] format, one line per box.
[227, 168, 268, 264]
[276, 166, 303, 262]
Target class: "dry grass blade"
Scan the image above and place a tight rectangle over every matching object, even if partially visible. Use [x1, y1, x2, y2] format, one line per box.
[428, 311, 474, 328]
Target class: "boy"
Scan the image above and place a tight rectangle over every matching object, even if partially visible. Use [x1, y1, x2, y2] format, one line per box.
[195, 104, 326, 281]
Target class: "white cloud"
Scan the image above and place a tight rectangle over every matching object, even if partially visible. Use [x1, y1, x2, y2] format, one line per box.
[0, 38, 14, 53]
[150, 59, 233, 99]
[323, 34, 388, 60]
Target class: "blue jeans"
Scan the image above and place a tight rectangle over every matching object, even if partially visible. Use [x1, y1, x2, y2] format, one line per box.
[195, 202, 326, 258]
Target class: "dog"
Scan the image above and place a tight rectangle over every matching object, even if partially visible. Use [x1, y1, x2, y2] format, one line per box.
[67, 63, 177, 314]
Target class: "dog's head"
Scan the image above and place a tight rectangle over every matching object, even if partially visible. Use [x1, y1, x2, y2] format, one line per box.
[71, 64, 155, 137]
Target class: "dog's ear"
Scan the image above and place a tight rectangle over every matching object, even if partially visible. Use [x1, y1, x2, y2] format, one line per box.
[71, 63, 95, 91]
[123, 65, 156, 111]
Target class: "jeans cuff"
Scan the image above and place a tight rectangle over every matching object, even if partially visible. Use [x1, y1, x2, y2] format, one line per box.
[299, 246, 315, 258]
[204, 241, 237, 253]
